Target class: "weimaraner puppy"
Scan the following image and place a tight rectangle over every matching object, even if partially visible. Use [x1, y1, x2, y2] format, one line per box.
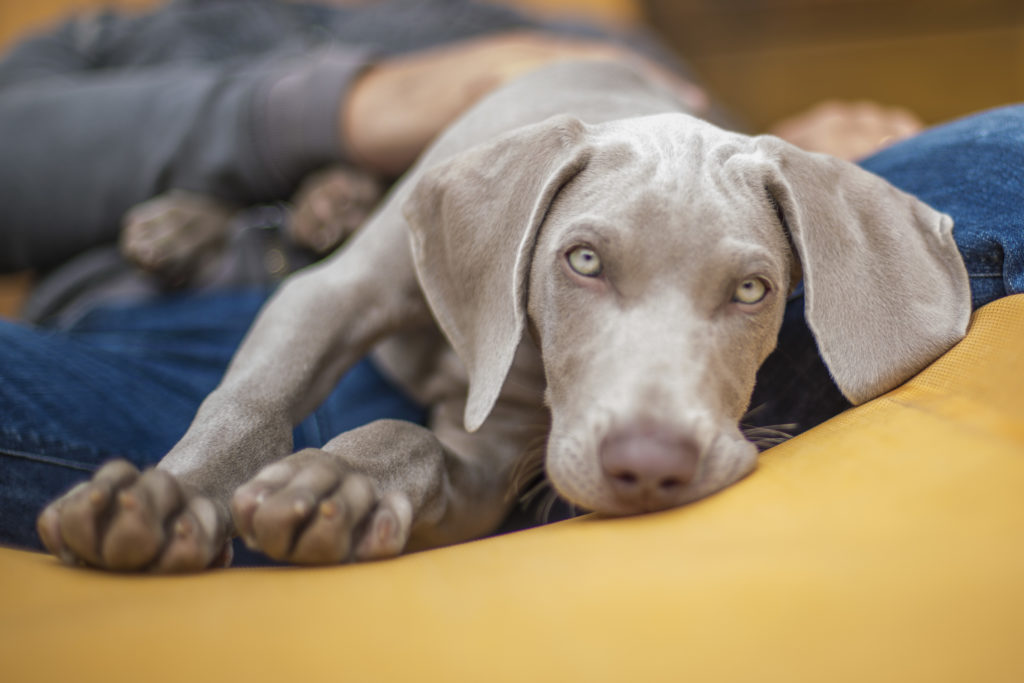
[37, 60, 971, 571]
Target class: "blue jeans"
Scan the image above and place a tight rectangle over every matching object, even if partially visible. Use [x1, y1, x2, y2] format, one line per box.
[0, 290, 425, 559]
[2, 106, 1024, 555]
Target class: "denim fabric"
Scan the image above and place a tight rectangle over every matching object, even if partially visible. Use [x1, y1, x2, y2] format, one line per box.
[747, 104, 1024, 435]
[861, 104, 1024, 308]
[0, 290, 425, 554]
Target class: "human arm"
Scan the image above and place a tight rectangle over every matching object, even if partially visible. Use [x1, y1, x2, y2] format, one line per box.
[0, 33, 371, 271]
[0, 19, 702, 272]
[343, 31, 707, 175]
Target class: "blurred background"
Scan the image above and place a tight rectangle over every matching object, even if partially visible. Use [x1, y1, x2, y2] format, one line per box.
[645, 0, 1024, 130]
[4, 0, 1022, 128]
[1, 0, 1022, 316]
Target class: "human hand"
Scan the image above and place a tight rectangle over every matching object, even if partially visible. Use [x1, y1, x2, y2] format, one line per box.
[768, 100, 923, 161]
[342, 31, 706, 175]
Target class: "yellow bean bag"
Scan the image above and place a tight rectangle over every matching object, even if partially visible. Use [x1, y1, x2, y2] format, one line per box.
[2, 294, 1022, 682]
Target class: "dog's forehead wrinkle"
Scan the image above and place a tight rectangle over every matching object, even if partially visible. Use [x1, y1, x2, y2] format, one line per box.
[600, 111, 741, 149]
[603, 113, 757, 178]
[570, 166, 770, 249]
[588, 115, 738, 183]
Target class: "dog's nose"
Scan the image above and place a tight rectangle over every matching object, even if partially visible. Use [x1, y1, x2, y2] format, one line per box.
[599, 426, 700, 513]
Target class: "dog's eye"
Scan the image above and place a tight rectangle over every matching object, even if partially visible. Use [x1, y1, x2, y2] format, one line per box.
[567, 246, 602, 277]
[733, 278, 768, 305]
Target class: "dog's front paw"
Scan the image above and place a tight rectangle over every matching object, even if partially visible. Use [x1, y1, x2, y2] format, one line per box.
[288, 166, 382, 254]
[231, 449, 413, 564]
[36, 460, 231, 572]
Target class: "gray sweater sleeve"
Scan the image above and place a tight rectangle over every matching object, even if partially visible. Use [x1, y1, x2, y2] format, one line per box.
[0, 25, 373, 271]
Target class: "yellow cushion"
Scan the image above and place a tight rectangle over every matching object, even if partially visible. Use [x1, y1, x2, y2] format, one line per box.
[2, 294, 1023, 682]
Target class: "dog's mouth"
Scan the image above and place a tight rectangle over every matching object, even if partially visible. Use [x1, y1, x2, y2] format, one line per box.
[541, 424, 760, 517]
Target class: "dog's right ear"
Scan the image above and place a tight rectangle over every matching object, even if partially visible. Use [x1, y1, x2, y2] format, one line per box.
[403, 114, 591, 433]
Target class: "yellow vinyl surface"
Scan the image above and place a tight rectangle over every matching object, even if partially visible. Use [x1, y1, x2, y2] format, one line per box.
[2, 295, 1022, 682]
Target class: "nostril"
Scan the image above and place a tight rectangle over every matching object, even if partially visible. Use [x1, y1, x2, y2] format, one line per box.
[658, 476, 684, 492]
[613, 470, 638, 486]
[599, 424, 700, 509]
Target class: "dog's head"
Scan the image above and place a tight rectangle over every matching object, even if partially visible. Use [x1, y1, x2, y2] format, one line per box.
[403, 113, 969, 515]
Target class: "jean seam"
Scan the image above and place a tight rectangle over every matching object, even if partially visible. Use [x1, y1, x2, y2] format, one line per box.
[0, 448, 98, 473]
[0, 425, 149, 463]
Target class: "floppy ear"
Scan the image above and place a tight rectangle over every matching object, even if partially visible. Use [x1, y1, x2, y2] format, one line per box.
[753, 135, 971, 404]
[403, 115, 590, 432]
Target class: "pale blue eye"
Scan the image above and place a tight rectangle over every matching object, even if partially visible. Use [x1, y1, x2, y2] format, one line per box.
[567, 246, 602, 277]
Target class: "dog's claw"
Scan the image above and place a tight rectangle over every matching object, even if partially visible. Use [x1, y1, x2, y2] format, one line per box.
[355, 494, 413, 561]
[36, 460, 229, 573]
[174, 517, 192, 538]
[232, 450, 410, 565]
[319, 500, 338, 519]
[117, 490, 139, 511]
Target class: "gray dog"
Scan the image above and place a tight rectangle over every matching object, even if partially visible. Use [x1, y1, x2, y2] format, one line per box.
[38, 60, 970, 571]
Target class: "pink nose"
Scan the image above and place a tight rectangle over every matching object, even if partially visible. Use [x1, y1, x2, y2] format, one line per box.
[599, 426, 700, 513]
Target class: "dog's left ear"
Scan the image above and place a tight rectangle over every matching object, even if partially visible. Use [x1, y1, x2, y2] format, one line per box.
[403, 114, 591, 432]
[752, 135, 971, 404]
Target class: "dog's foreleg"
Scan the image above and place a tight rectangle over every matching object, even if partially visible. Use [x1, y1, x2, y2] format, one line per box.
[230, 386, 548, 563]
[229, 419, 455, 564]
[38, 212, 427, 571]
[229, 338, 549, 564]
